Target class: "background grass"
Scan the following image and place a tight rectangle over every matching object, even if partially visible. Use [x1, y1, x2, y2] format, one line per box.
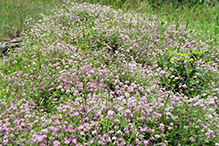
[0, 0, 64, 41]
[1, 0, 219, 43]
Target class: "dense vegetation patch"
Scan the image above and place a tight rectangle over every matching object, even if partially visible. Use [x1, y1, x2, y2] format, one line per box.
[0, 1, 219, 145]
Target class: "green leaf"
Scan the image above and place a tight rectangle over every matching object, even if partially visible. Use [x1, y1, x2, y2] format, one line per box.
[195, 72, 202, 77]
[192, 49, 198, 55]
[188, 58, 194, 62]
[166, 48, 172, 54]
[186, 52, 190, 56]
[71, 133, 87, 142]
[128, 127, 136, 145]
[205, 60, 211, 65]
[170, 58, 175, 62]
[174, 51, 180, 56]
[188, 69, 193, 74]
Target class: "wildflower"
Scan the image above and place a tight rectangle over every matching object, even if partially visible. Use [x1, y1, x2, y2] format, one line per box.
[189, 136, 195, 142]
[73, 90, 79, 96]
[53, 140, 60, 146]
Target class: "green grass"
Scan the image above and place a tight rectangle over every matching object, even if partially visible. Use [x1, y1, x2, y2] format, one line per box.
[0, 0, 65, 41]
[1, 0, 219, 43]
